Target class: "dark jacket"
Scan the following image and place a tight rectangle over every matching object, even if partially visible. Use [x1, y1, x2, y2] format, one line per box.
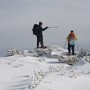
[37, 25, 47, 36]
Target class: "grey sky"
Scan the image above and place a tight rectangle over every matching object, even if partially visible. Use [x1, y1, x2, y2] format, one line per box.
[0, 0, 90, 56]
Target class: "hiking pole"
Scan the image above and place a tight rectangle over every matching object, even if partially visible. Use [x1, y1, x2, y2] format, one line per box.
[64, 40, 67, 49]
[63, 40, 67, 53]
[48, 27, 59, 28]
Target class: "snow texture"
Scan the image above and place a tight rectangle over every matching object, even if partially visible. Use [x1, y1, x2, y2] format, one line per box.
[0, 45, 90, 90]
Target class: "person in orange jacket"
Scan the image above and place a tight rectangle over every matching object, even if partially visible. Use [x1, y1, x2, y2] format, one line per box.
[66, 30, 78, 55]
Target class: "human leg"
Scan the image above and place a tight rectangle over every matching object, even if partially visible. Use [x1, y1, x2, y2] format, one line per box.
[72, 45, 75, 55]
[40, 35, 44, 47]
[37, 36, 40, 48]
[68, 43, 71, 53]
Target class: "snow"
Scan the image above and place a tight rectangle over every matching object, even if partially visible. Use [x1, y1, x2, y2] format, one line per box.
[0, 45, 90, 90]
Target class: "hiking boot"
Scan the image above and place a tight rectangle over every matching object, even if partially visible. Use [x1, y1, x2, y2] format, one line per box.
[72, 53, 74, 55]
[40, 45, 47, 48]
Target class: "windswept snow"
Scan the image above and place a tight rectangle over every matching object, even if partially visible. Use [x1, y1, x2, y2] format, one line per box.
[0, 45, 90, 90]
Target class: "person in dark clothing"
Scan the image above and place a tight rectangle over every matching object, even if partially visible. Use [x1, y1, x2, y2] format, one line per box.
[36, 22, 48, 48]
[66, 30, 78, 55]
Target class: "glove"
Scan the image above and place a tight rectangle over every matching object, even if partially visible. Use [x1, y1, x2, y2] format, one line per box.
[46, 26, 48, 29]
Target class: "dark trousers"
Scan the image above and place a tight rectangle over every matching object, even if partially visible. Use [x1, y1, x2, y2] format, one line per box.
[68, 43, 75, 55]
[36, 35, 43, 48]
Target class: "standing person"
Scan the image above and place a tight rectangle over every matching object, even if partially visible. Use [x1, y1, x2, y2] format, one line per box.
[66, 30, 78, 55]
[32, 22, 48, 48]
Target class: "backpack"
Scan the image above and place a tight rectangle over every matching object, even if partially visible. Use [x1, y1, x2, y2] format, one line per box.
[69, 33, 75, 45]
[32, 24, 39, 35]
[70, 39, 75, 45]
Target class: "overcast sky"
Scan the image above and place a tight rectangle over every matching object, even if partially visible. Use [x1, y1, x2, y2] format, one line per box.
[0, 0, 90, 56]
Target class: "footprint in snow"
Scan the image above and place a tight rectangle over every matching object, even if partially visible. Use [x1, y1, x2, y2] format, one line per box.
[13, 64, 24, 68]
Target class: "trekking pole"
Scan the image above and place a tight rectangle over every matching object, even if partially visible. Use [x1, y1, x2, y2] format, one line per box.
[64, 40, 67, 49]
[63, 40, 67, 53]
[48, 27, 58, 28]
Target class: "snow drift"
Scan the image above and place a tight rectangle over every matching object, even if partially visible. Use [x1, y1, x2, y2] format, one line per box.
[0, 45, 90, 90]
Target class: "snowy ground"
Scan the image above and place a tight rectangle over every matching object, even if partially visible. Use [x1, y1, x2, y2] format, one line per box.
[0, 45, 90, 90]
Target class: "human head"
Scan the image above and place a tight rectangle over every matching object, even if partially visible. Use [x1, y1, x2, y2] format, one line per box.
[39, 22, 42, 25]
[71, 30, 74, 33]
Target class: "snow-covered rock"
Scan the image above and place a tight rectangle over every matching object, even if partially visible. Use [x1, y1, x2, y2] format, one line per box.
[57, 56, 81, 65]
[78, 48, 90, 57]
[6, 45, 64, 58]
[6, 48, 22, 56]
[83, 56, 90, 63]
[34, 48, 52, 56]
[28, 69, 46, 89]
[23, 50, 38, 57]
[35, 45, 63, 58]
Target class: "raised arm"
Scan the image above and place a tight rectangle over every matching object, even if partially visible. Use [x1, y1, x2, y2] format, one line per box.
[42, 26, 48, 31]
